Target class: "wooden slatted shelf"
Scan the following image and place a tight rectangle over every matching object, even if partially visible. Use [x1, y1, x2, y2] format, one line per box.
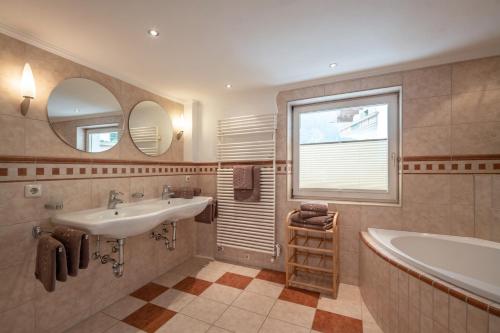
[285, 209, 339, 297]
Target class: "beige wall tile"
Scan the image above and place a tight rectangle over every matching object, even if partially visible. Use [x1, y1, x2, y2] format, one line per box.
[25, 118, 81, 158]
[451, 122, 500, 155]
[452, 89, 500, 124]
[360, 72, 403, 90]
[0, 34, 27, 118]
[452, 56, 500, 94]
[403, 126, 451, 156]
[0, 182, 47, 226]
[90, 178, 130, 208]
[0, 302, 35, 333]
[0, 115, 25, 155]
[277, 85, 325, 103]
[402, 202, 450, 234]
[466, 304, 489, 333]
[450, 204, 475, 237]
[403, 95, 451, 129]
[403, 65, 451, 99]
[0, 260, 35, 312]
[403, 174, 450, 205]
[432, 289, 449, 329]
[489, 314, 500, 333]
[323, 79, 361, 96]
[450, 175, 474, 205]
[449, 297, 467, 333]
[0, 221, 37, 269]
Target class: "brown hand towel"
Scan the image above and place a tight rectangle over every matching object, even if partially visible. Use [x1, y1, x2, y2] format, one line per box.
[195, 199, 216, 224]
[299, 210, 327, 219]
[300, 201, 328, 214]
[79, 234, 90, 269]
[234, 166, 261, 202]
[291, 212, 333, 226]
[193, 187, 202, 196]
[52, 227, 85, 276]
[35, 236, 68, 292]
[233, 165, 254, 190]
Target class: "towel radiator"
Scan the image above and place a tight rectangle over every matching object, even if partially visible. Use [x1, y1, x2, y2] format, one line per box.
[129, 126, 160, 156]
[216, 113, 279, 257]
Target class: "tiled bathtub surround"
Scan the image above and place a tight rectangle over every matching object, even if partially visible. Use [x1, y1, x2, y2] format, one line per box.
[359, 232, 499, 333]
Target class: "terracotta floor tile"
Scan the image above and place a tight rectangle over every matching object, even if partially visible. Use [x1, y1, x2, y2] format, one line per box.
[256, 269, 286, 284]
[123, 303, 176, 333]
[173, 276, 212, 296]
[279, 287, 320, 308]
[312, 309, 363, 333]
[130, 282, 169, 302]
[215, 272, 253, 290]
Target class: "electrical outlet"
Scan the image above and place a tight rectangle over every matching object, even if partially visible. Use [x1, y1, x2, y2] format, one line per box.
[185, 175, 191, 183]
[25, 184, 42, 198]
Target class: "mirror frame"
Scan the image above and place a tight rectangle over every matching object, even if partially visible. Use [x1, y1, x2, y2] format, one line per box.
[46, 77, 125, 154]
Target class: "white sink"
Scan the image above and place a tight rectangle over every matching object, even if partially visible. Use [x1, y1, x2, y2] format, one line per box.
[51, 196, 212, 239]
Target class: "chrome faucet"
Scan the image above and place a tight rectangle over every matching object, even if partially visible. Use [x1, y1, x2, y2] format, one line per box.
[162, 185, 175, 200]
[108, 190, 124, 209]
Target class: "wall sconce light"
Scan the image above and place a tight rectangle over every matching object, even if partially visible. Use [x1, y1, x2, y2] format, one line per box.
[20, 63, 36, 116]
[173, 114, 185, 140]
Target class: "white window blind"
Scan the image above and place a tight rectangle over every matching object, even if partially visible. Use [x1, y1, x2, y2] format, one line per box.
[291, 87, 401, 204]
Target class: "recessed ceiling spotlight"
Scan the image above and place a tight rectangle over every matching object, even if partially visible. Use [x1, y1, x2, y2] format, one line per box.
[225, 84, 232, 89]
[148, 29, 160, 37]
[329, 63, 338, 68]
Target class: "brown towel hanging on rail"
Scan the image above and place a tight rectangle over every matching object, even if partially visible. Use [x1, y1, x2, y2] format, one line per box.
[52, 227, 88, 276]
[35, 236, 67, 292]
[234, 166, 261, 202]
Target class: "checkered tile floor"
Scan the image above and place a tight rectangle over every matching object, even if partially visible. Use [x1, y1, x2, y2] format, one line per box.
[66, 258, 382, 333]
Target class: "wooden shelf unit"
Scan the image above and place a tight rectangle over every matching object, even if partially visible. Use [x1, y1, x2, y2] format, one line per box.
[285, 209, 339, 297]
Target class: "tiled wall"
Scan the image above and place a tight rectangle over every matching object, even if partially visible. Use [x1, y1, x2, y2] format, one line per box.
[195, 55, 500, 287]
[0, 32, 203, 332]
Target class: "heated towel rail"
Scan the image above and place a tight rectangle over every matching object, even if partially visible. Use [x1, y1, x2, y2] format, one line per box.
[129, 126, 160, 156]
[216, 113, 279, 257]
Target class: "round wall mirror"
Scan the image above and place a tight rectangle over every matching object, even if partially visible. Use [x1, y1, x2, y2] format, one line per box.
[47, 78, 124, 153]
[129, 101, 173, 156]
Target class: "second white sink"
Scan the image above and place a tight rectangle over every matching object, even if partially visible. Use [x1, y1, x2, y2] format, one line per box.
[51, 196, 212, 239]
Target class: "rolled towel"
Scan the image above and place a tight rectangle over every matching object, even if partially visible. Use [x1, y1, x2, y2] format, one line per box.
[35, 236, 68, 292]
[233, 165, 254, 190]
[53, 227, 86, 276]
[300, 201, 328, 214]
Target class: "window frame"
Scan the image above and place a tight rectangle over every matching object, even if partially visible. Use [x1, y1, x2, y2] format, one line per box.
[288, 86, 402, 205]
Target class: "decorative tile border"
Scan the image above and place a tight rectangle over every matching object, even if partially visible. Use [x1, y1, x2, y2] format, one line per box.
[1, 154, 499, 182]
[360, 232, 500, 317]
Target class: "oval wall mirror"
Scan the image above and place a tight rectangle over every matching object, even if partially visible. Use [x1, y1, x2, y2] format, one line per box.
[129, 101, 173, 156]
[47, 78, 124, 153]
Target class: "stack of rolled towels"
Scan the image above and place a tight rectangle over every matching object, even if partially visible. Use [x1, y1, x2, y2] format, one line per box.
[290, 201, 334, 230]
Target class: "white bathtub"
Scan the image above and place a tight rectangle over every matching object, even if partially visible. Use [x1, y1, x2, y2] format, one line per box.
[368, 228, 500, 303]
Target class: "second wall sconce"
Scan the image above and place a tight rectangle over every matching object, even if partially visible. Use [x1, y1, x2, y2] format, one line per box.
[173, 114, 185, 140]
[20, 63, 36, 116]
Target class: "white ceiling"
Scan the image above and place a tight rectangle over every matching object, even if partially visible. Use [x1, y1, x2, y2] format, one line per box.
[1, 0, 500, 103]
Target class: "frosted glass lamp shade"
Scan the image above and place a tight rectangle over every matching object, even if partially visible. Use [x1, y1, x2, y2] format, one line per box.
[21, 63, 36, 99]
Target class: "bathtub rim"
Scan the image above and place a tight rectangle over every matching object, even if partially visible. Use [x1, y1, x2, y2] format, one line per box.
[367, 228, 500, 303]
[360, 231, 500, 317]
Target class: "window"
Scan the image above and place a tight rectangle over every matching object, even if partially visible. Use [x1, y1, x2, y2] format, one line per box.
[78, 124, 121, 153]
[290, 87, 401, 204]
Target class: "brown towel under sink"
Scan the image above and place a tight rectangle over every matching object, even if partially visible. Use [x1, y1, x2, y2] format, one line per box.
[233, 165, 254, 190]
[234, 166, 261, 202]
[35, 236, 68, 292]
[195, 199, 218, 224]
[52, 227, 88, 276]
[79, 233, 90, 269]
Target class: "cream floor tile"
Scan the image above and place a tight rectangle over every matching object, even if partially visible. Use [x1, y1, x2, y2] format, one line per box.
[232, 291, 276, 315]
[258, 318, 310, 333]
[65, 312, 118, 333]
[102, 296, 147, 320]
[317, 283, 362, 319]
[207, 326, 232, 333]
[157, 313, 210, 333]
[362, 302, 376, 323]
[201, 283, 242, 305]
[227, 264, 261, 278]
[180, 296, 228, 324]
[363, 320, 384, 333]
[214, 306, 266, 333]
[244, 279, 284, 299]
[191, 266, 227, 282]
[105, 321, 147, 333]
[268, 300, 315, 328]
[151, 289, 196, 312]
[154, 271, 187, 287]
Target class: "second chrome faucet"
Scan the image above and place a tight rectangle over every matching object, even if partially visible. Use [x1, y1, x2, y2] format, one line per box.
[108, 190, 124, 209]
